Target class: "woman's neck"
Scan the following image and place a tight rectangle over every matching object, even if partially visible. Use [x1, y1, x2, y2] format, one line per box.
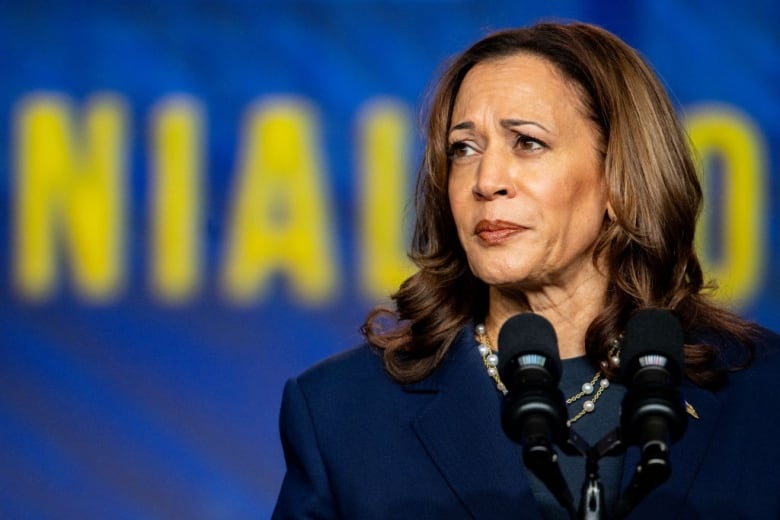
[484, 270, 608, 359]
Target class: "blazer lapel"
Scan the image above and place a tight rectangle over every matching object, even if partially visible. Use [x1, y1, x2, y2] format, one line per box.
[405, 329, 543, 519]
[619, 381, 722, 517]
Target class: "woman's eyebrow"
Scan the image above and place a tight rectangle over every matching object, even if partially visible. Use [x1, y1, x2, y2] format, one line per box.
[448, 119, 551, 134]
[449, 121, 474, 133]
[500, 118, 550, 133]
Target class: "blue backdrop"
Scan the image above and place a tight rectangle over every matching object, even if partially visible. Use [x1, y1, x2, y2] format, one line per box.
[1, 1, 778, 518]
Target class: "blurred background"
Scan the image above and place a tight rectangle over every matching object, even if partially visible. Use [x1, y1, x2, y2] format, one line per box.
[1, 0, 778, 518]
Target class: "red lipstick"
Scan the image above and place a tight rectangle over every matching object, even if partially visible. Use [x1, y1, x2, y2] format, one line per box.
[474, 219, 526, 245]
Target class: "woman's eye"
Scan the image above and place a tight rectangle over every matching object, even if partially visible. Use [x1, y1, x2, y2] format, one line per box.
[447, 142, 477, 158]
[516, 135, 545, 151]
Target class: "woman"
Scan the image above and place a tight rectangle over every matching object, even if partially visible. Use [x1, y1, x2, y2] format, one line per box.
[273, 22, 780, 519]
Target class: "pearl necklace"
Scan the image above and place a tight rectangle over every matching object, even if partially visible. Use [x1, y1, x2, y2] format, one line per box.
[475, 323, 622, 426]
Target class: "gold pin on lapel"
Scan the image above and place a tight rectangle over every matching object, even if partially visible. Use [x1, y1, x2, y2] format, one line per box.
[685, 401, 700, 419]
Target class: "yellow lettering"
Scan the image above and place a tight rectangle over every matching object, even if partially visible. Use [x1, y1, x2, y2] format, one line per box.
[685, 105, 766, 307]
[13, 94, 127, 301]
[149, 97, 204, 303]
[220, 98, 337, 304]
[356, 99, 415, 300]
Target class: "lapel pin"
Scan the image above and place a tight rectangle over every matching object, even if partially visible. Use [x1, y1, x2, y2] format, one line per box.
[685, 401, 700, 419]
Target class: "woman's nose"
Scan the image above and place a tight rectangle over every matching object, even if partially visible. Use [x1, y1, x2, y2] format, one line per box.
[472, 147, 516, 200]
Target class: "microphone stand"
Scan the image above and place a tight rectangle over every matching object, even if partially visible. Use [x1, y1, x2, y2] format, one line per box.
[611, 417, 673, 519]
[574, 428, 622, 520]
[545, 425, 671, 520]
[523, 441, 578, 520]
[551, 427, 619, 520]
[578, 451, 605, 520]
[520, 415, 578, 519]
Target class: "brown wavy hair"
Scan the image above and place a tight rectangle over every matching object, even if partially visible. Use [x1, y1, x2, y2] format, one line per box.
[362, 21, 757, 389]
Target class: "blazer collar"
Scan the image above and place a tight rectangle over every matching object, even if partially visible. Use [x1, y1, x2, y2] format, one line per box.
[404, 327, 544, 519]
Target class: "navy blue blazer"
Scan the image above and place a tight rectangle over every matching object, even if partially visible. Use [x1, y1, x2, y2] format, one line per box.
[273, 326, 780, 519]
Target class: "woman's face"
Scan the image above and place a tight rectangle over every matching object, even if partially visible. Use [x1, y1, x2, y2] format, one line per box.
[447, 54, 609, 293]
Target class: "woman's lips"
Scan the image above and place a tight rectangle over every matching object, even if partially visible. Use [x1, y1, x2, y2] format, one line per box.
[474, 220, 527, 244]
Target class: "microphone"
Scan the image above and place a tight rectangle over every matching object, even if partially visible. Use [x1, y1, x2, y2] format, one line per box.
[614, 309, 688, 518]
[498, 313, 575, 517]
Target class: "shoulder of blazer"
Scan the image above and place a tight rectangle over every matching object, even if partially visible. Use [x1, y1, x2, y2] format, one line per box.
[718, 325, 780, 397]
[294, 325, 477, 396]
[296, 342, 388, 389]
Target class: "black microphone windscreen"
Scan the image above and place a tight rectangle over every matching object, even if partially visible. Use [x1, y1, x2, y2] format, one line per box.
[498, 313, 561, 382]
[622, 309, 685, 374]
